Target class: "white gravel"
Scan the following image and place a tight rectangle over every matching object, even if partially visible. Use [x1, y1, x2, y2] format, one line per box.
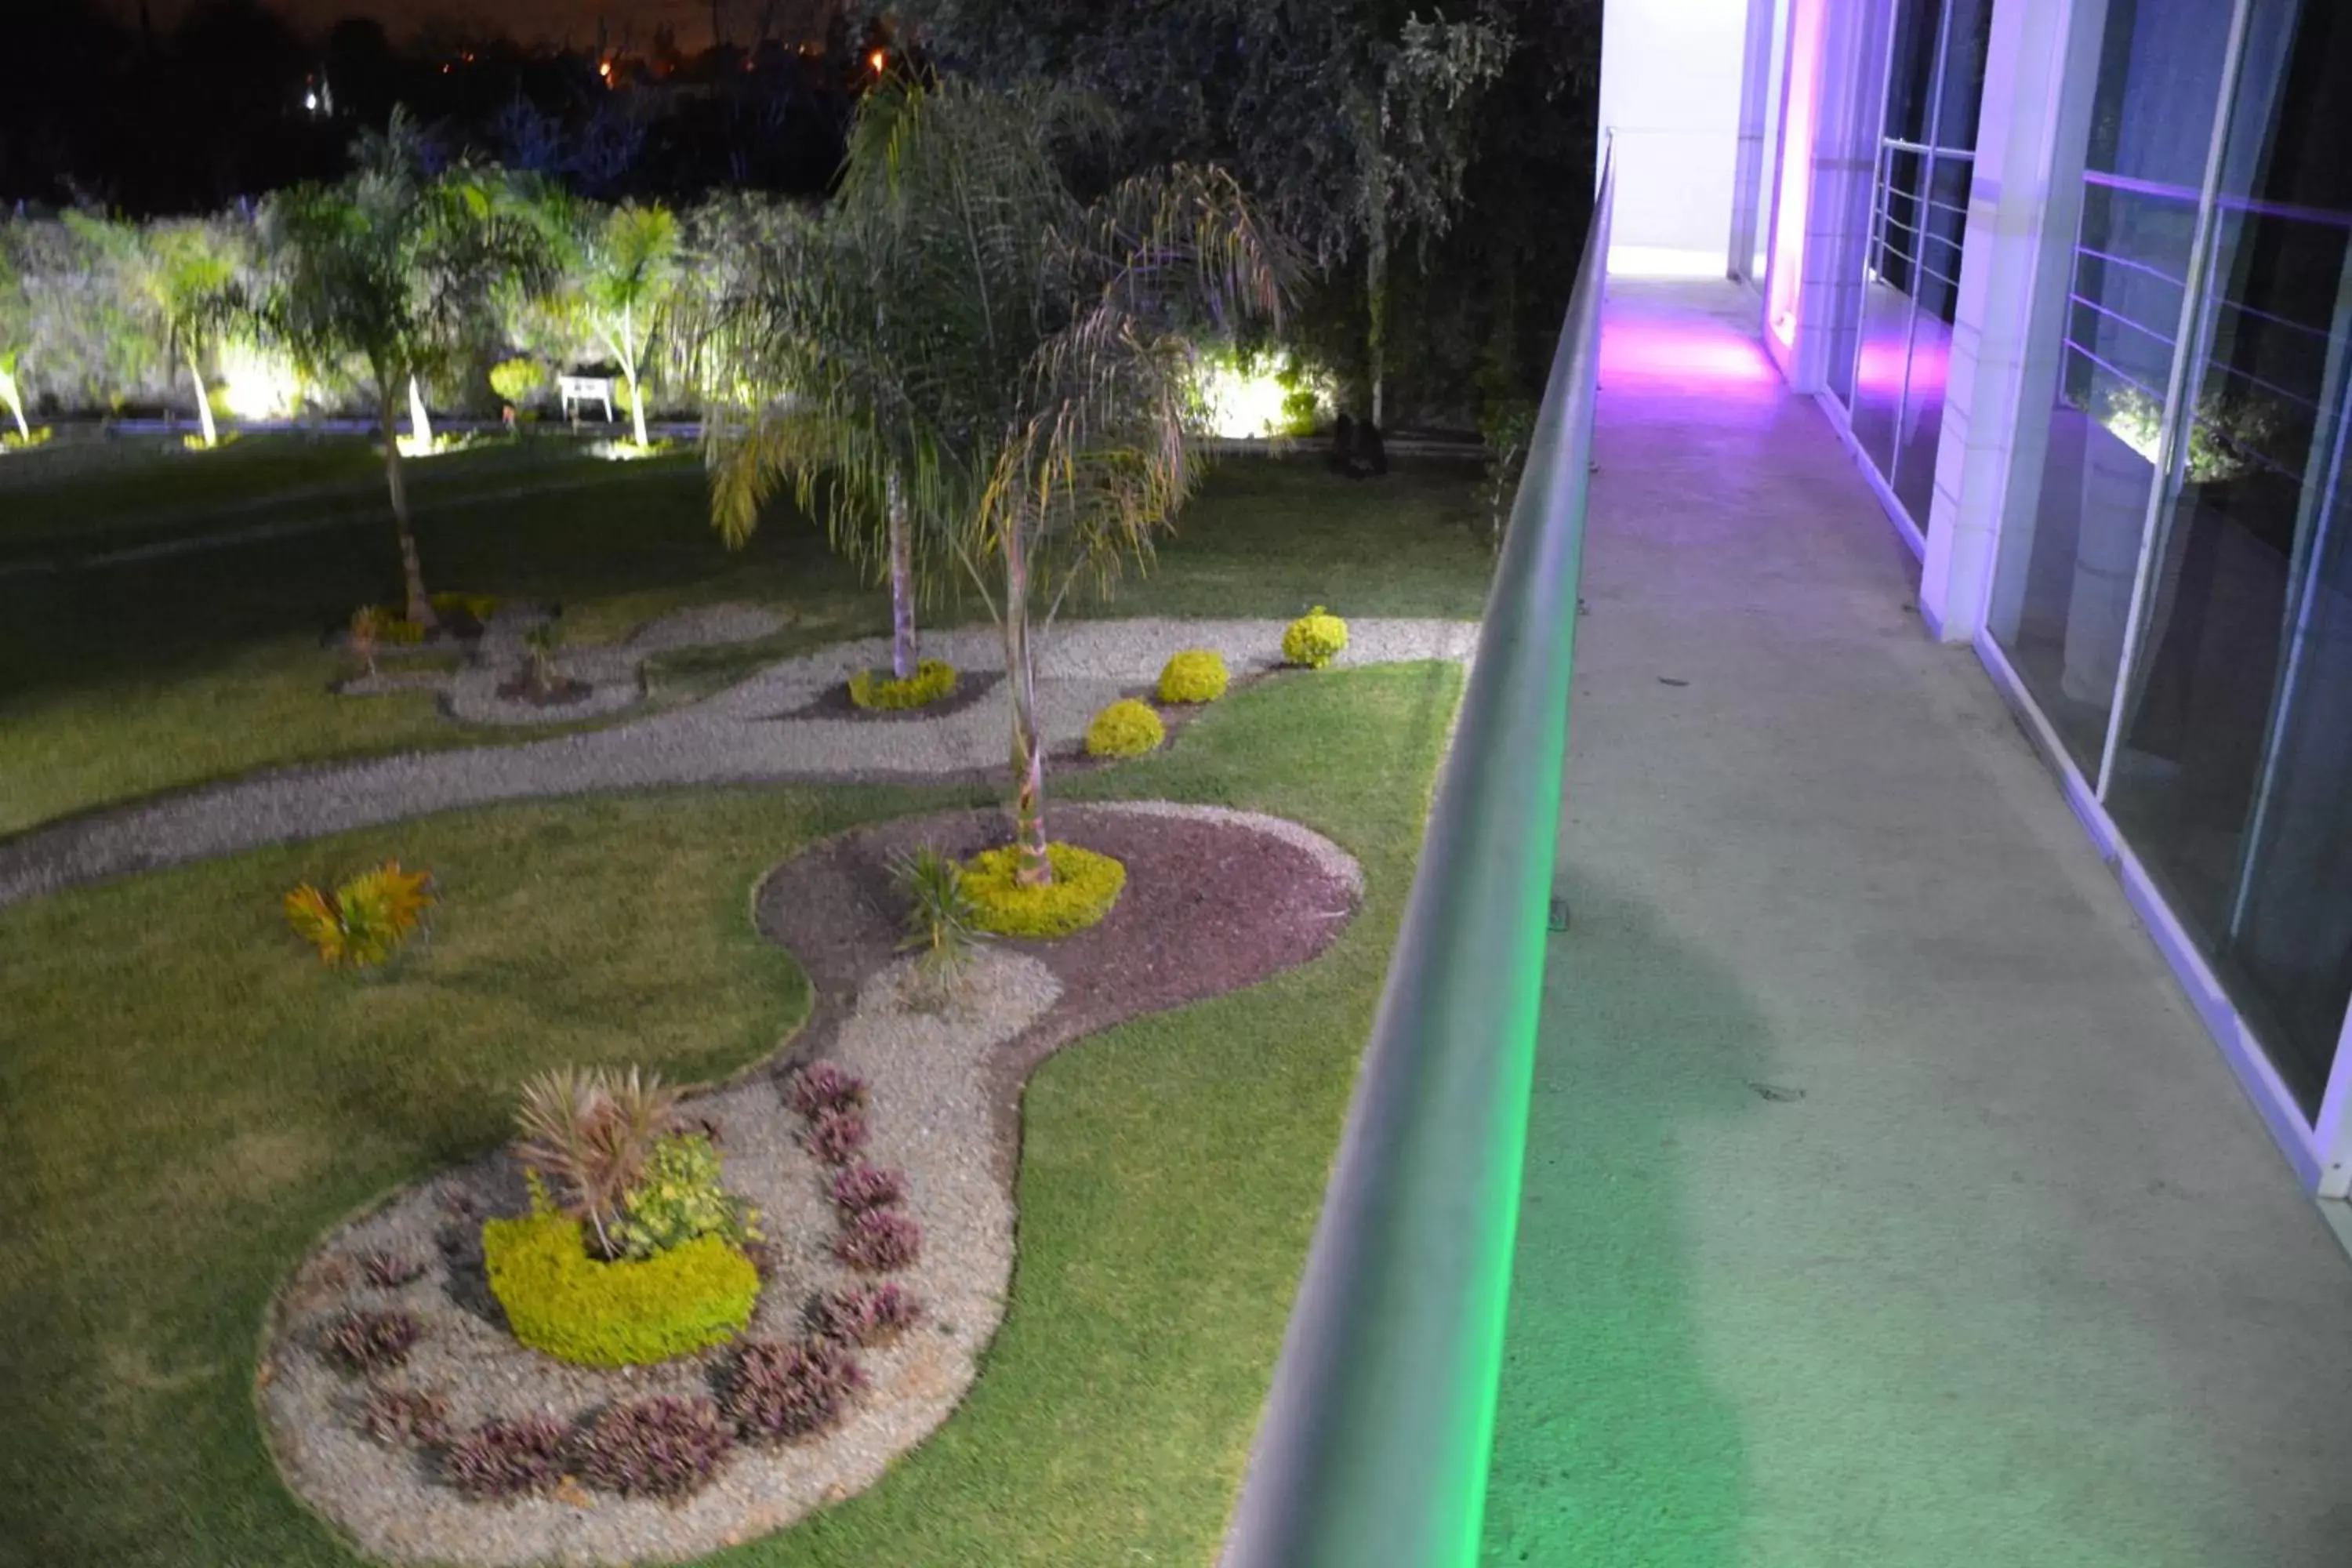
[260, 948, 1061, 1568]
[0, 616, 1472, 907]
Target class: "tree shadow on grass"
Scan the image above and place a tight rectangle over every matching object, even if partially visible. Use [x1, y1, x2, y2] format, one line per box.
[1483, 873, 1763, 1568]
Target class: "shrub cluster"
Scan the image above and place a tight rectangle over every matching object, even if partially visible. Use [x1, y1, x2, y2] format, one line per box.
[320, 1308, 423, 1374]
[574, 1396, 736, 1501]
[848, 658, 959, 712]
[358, 1250, 427, 1289]
[1085, 698, 1167, 758]
[1156, 648, 1231, 704]
[445, 1415, 570, 1501]
[283, 860, 434, 967]
[357, 1385, 451, 1449]
[482, 1211, 759, 1368]
[833, 1209, 924, 1273]
[960, 841, 1128, 938]
[610, 1132, 761, 1262]
[784, 1062, 869, 1119]
[800, 1108, 871, 1167]
[720, 1338, 866, 1444]
[827, 1164, 906, 1216]
[807, 1283, 924, 1348]
[1282, 606, 1349, 669]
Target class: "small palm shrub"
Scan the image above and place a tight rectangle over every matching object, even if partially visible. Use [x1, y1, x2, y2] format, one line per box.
[320, 1308, 423, 1374]
[892, 846, 987, 993]
[800, 1108, 870, 1167]
[833, 1209, 923, 1273]
[609, 1132, 760, 1261]
[284, 861, 434, 967]
[514, 1065, 681, 1256]
[848, 659, 958, 711]
[349, 606, 383, 676]
[445, 1415, 570, 1501]
[521, 620, 563, 692]
[784, 1063, 868, 1119]
[1282, 606, 1348, 668]
[721, 1338, 865, 1444]
[357, 1385, 449, 1448]
[575, 1396, 735, 1501]
[1085, 698, 1166, 758]
[961, 842, 1127, 938]
[807, 1283, 923, 1348]
[358, 1250, 426, 1289]
[1156, 649, 1230, 704]
[488, 358, 546, 411]
[826, 1163, 905, 1216]
[481, 1210, 760, 1367]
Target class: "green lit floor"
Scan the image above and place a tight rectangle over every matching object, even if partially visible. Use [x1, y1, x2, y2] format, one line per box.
[1483, 282, 2352, 1566]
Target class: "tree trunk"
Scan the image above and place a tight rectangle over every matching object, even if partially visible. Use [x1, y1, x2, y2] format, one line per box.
[0, 370, 27, 443]
[887, 469, 917, 680]
[382, 390, 437, 630]
[184, 341, 217, 448]
[625, 306, 651, 448]
[407, 374, 434, 450]
[1367, 199, 1389, 432]
[1001, 516, 1051, 887]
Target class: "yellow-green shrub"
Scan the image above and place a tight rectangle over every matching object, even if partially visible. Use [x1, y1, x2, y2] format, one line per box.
[962, 842, 1127, 938]
[848, 659, 957, 711]
[430, 591, 501, 622]
[1283, 606, 1348, 669]
[482, 1211, 759, 1367]
[1156, 650, 1230, 705]
[1085, 699, 1166, 758]
[284, 860, 434, 967]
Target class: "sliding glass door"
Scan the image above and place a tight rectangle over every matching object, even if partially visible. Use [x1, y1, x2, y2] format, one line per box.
[1990, 0, 2352, 1124]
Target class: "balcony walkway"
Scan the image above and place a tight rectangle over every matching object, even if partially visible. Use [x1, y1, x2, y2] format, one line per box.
[1483, 281, 2352, 1567]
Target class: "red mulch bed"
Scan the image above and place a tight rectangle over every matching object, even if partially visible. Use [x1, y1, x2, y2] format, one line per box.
[753, 804, 1358, 1181]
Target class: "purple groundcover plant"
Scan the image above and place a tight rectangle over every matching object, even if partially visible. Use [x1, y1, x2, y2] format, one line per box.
[445, 1415, 568, 1501]
[720, 1338, 866, 1443]
[800, 1108, 870, 1167]
[785, 1062, 869, 1120]
[826, 1163, 906, 1215]
[806, 1283, 924, 1348]
[574, 1396, 735, 1501]
[321, 1308, 423, 1374]
[833, 1208, 922, 1273]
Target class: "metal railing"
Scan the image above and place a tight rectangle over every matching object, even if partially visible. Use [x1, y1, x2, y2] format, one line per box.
[1220, 144, 1615, 1568]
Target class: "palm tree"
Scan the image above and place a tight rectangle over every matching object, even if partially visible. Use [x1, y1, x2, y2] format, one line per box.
[255, 111, 553, 628]
[0, 226, 31, 445]
[555, 200, 684, 451]
[708, 81, 1286, 884]
[64, 212, 245, 449]
[695, 189, 946, 684]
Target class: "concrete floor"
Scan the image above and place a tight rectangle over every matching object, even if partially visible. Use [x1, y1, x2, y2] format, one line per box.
[1482, 281, 2352, 1567]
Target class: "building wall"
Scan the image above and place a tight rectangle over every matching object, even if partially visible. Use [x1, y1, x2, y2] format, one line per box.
[1599, 0, 1752, 272]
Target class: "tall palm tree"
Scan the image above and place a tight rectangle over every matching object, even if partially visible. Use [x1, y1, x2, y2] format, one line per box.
[557, 200, 684, 451]
[64, 212, 245, 449]
[708, 80, 1286, 884]
[695, 187, 948, 684]
[254, 111, 553, 628]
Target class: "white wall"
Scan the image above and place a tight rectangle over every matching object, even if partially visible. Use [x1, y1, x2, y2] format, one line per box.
[1600, 0, 1754, 272]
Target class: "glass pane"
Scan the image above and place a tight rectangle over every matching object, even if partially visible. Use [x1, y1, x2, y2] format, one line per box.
[1987, 0, 2238, 775]
[1848, 0, 1940, 463]
[2107, 0, 2352, 1116]
[1752, 0, 1790, 281]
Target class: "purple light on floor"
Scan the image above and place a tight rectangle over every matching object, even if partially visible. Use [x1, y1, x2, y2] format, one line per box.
[1767, 0, 1825, 347]
[1600, 321, 1780, 388]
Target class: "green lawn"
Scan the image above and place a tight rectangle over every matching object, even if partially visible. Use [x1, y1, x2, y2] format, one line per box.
[0, 452, 1488, 837]
[0, 662, 1462, 1566]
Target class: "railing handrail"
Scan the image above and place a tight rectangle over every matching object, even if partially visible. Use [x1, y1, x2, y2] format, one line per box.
[1221, 142, 1616, 1568]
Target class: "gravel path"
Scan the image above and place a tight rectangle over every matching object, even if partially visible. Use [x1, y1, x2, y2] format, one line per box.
[257, 802, 1366, 1566]
[0, 616, 1473, 908]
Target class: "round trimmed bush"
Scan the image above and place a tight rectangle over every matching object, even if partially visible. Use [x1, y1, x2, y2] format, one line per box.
[961, 842, 1127, 938]
[481, 1211, 759, 1368]
[848, 659, 958, 711]
[1282, 606, 1348, 669]
[1086, 699, 1166, 758]
[1156, 649, 1230, 705]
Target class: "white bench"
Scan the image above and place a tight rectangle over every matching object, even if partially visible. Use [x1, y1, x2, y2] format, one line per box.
[557, 376, 615, 425]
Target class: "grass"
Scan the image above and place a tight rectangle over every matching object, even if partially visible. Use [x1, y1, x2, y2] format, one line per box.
[0, 452, 1490, 837]
[0, 662, 1462, 1566]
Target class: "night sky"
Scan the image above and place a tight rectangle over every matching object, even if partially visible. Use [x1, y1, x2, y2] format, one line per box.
[103, 0, 839, 51]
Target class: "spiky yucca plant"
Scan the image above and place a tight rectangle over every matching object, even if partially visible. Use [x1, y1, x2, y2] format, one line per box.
[891, 846, 987, 998]
[513, 1065, 681, 1257]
